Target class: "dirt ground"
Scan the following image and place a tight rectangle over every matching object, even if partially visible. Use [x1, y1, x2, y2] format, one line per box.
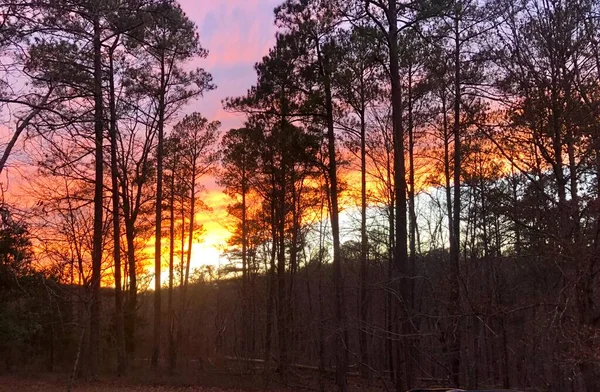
[0, 377, 217, 391]
[0, 373, 297, 392]
[0, 368, 388, 391]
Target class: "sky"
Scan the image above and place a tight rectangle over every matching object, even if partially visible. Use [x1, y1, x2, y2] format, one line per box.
[177, 1, 373, 273]
[0, 0, 282, 279]
[0, 0, 310, 277]
[174, 0, 281, 270]
[180, 0, 281, 130]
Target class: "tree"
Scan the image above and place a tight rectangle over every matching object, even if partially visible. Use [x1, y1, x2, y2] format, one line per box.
[490, 0, 600, 387]
[225, 27, 321, 375]
[168, 112, 219, 369]
[219, 127, 260, 357]
[0, 203, 57, 372]
[334, 23, 382, 379]
[163, 132, 183, 373]
[274, 1, 351, 388]
[107, 32, 127, 375]
[0, 1, 58, 178]
[362, 1, 439, 388]
[24, 0, 112, 376]
[125, 0, 214, 367]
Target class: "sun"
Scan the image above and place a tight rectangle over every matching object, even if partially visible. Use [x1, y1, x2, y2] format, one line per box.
[188, 225, 230, 271]
[144, 186, 234, 288]
[188, 187, 233, 269]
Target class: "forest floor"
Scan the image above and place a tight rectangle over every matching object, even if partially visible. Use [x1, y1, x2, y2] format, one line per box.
[0, 370, 387, 391]
[0, 373, 295, 391]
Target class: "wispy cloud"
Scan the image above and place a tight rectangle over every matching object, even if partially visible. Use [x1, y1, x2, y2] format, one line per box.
[179, 0, 280, 128]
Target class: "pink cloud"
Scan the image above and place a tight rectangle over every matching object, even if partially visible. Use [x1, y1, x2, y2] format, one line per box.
[176, 0, 280, 131]
[183, 0, 278, 68]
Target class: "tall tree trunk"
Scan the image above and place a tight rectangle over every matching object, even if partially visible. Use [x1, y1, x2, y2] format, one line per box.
[178, 164, 196, 365]
[151, 58, 166, 369]
[406, 61, 419, 384]
[449, 13, 462, 388]
[109, 41, 126, 376]
[168, 168, 176, 373]
[388, 1, 410, 389]
[120, 161, 143, 364]
[317, 196, 327, 392]
[276, 83, 289, 376]
[387, 162, 395, 383]
[124, 218, 137, 361]
[241, 174, 249, 356]
[407, 64, 417, 302]
[442, 94, 454, 252]
[318, 43, 348, 392]
[288, 173, 300, 356]
[89, 11, 104, 378]
[276, 177, 288, 376]
[177, 192, 186, 362]
[359, 101, 370, 381]
[185, 167, 196, 293]
[265, 186, 277, 369]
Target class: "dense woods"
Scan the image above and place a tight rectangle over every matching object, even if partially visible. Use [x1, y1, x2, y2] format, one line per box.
[1, 0, 600, 391]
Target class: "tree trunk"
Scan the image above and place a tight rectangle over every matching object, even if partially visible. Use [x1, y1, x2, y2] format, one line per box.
[276, 176, 288, 376]
[442, 94, 454, 252]
[265, 189, 277, 369]
[168, 166, 176, 373]
[407, 60, 418, 385]
[109, 41, 126, 376]
[359, 102, 370, 381]
[89, 11, 104, 379]
[289, 172, 300, 357]
[185, 167, 196, 292]
[177, 192, 186, 363]
[241, 174, 249, 356]
[276, 82, 289, 377]
[449, 13, 462, 388]
[318, 43, 348, 392]
[388, 1, 410, 389]
[124, 219, 137, 362]
[178, 163, 197, 366]
[151, 57, 166, 369]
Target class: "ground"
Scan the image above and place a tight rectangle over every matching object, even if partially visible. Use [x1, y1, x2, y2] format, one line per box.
[0, 377, 217, 391]
[0, 368, 388, 391]
[0, 373, 297, 392]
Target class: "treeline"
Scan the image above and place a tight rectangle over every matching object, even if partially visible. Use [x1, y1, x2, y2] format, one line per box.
[0, 0, 217, 381]
[1, 0, 600, 391]
[214, 0, 600, 391]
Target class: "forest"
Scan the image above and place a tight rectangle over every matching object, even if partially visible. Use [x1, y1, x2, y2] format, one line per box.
[0, 0, 599, 391]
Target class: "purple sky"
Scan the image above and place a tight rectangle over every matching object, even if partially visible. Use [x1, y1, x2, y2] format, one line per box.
[179, 0, 282, 130]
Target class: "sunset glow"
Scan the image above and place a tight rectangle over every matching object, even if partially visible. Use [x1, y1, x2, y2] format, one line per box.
[2, 0, 598, 388]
